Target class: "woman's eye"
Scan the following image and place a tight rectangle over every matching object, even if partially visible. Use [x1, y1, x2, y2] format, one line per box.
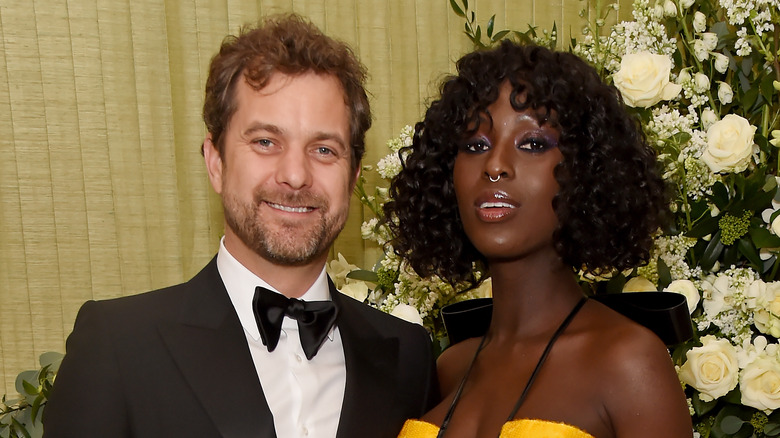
[461, 140, 490, 153]
[518, 137, 555, 152]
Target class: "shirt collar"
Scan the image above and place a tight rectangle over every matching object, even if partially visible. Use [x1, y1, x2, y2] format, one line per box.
[216, 237, 331, 340]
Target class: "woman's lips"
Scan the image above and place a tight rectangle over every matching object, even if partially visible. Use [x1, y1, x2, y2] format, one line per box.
[474, 192, 518, 222]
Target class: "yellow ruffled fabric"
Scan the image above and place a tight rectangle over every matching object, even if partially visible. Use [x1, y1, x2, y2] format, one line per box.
[397, 418, 595, 438]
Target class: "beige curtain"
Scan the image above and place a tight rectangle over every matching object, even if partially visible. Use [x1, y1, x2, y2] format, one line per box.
[0, 0, 605, 395]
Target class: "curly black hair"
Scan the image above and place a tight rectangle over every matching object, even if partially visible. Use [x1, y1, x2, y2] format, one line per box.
[383, 41, 668, 285]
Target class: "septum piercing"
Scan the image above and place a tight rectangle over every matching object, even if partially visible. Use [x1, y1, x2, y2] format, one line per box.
[488, 174, 501, 183]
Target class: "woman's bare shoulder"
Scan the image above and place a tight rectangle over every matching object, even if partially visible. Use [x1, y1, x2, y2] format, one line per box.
[576, 300, 693, 437]
[436, 337, 484, 395]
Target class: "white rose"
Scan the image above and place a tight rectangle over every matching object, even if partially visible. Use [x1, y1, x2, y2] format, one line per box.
[680, 0, 695, 8]
[740, 355, 780, 412]
[340, 281, 369, 302]
[693, 11, 706, 32]
[755, 282, 780, 337]
[667, 279, 700, 313]
[701, 108, 718, 130]
[700, 114, 756, 173]
[693, 72, 710, 93]
[679, 335, 739, 401]
[623, 276, 656, 292]
[718, 81, 734, 104]
[390, 303, 423, 325]
[712, 53, 729, 73]
[693, 39, 710, 62]
[773, 216, 780, 237]
[613, 52, 682, 107]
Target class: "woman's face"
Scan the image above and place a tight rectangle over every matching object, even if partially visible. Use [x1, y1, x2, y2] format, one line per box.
[453, 81, 563, 261]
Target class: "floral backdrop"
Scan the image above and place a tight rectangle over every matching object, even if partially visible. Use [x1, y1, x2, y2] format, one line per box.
[336, 0, 780, 436]
[2, 0, 779, 436]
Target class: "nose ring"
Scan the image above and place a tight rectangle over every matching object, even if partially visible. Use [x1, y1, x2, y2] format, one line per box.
[488, 174, 501, 183]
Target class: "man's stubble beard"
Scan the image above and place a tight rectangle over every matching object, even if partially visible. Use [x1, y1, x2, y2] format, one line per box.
[222, 186, 349, 267]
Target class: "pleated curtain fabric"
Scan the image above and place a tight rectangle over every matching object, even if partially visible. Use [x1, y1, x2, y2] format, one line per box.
[0, 0, 615, 396]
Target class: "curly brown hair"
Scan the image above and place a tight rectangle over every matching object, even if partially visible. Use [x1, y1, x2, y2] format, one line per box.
[202, 13, 371, 171]
[383, 41, 668, 285]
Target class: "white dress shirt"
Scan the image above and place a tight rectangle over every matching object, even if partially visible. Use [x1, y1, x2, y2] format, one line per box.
[217, 238, 346, 438]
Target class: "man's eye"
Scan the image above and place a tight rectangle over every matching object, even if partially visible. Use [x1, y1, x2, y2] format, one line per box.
[253, 139, 273, 147]
[316, 146, 334, 155]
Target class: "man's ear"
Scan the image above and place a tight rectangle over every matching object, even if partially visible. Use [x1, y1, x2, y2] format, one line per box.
[350, 165, 361, 191]
[203, 133, 223, 194]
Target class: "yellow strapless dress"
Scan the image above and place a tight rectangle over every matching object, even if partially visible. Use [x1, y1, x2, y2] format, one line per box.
[397, 418, 595, 438]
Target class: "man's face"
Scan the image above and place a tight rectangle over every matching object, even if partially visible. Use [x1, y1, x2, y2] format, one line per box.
[204, 72, 356, 267]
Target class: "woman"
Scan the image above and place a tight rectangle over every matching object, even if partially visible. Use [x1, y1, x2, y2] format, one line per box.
[384, 41, 692, 438]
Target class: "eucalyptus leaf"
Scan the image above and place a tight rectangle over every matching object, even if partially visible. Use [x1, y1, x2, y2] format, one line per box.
[719, 415, 746, 434]
[765, 423, 780, 436]
[346, 269, 379, 283]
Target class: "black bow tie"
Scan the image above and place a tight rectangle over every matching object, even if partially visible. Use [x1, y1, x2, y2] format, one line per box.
[252, 286, 338, 360]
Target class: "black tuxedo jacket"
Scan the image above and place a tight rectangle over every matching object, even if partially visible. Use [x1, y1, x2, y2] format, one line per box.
[43, 258, 438, 437]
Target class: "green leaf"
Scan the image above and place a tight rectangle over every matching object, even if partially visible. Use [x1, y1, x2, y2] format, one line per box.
[719, 415, 746, 434]
[750, 226, 780, 248]
[711, 182, 730, 209]
[737, 238, 763, 268]
[742, 83, 759, 110]
[346, 269, 379, 283]
[764, 423, 780, 435]
[657, 257, 672, 289]
[487, 15, 495, 37]
[761, 73, 775, 104]
[38, 352, 63, 370]
[686, 215, 719, 238]
[701, 231, 725, 271]
[29, 396, 42, 424]
[491, 30, 510, 42]
[449, 0, 466, 17]
[9, 418, 30, 438]
[692, 391, 718, 415]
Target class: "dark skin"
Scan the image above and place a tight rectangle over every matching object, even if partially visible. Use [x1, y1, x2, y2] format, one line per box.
[419, 82, 692, 438]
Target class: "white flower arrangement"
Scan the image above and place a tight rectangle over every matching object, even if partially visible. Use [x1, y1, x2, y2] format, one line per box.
[332, 0, 780, 434]
[448, 0, 780, 433]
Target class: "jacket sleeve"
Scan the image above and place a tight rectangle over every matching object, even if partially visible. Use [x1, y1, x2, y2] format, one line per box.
[43, 300, 131, 438]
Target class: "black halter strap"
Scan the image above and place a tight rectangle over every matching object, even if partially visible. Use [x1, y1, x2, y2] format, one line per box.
[437, 296, 588, 438]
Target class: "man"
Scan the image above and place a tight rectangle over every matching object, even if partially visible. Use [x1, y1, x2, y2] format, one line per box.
[43, 14, 437, 438]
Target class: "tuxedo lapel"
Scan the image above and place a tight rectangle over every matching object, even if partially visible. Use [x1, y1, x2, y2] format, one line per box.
[330, 283, 402, 438]
[159, 258, 277, 438]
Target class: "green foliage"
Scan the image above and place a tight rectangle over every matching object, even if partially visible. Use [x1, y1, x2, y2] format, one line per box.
[0, 352, 62, 438]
